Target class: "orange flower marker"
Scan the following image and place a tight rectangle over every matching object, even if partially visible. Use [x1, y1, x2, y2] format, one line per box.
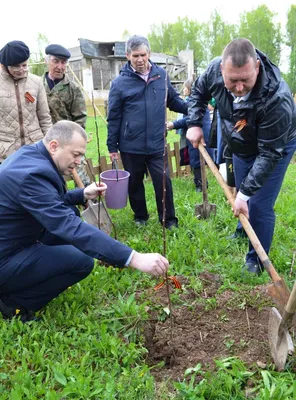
[25, 92, 35, 103]
[232, 119, 247, 133]
[154, 276, 182, 291]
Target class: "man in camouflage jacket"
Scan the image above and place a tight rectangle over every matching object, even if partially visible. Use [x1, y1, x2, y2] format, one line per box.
[42, 44, 90, 186]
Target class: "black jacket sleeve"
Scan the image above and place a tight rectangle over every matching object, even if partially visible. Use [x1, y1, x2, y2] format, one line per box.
[240, 84, 294, 196]
[187, 71, 212, 128]
[166, 76, 188, 115]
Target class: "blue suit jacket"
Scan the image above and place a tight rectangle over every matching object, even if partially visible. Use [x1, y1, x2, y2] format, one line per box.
[0, 141, 132, 284]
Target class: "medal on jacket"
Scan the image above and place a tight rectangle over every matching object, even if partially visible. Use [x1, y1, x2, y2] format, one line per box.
[231, 119, 247, 133]
[25, 92, 35, 103]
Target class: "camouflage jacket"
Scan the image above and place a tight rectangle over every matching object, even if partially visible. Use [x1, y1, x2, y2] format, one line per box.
[42, 73, 87, 128]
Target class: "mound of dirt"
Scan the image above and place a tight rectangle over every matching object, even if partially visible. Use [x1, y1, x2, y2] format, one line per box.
[142, 272, 276, 382]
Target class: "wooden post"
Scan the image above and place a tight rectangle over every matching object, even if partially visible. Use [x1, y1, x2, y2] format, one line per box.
[174, 141, 181, 177]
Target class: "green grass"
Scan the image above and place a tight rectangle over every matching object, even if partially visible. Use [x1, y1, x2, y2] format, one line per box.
[0, 116, 295, 398]
[85, 115, 179, 164]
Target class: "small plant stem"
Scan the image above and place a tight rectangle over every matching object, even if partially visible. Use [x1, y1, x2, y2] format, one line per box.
[245, 306, 250, 331]
[199, 331, 203, 343]
[163, 65, 173, 340]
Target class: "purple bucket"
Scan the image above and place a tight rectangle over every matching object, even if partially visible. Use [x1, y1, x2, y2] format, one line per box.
[100, 169, 130, 209]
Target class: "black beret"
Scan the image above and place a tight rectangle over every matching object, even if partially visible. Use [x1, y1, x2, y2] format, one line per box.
[0, 40, 30, 66]
[45, 44, 71, 59]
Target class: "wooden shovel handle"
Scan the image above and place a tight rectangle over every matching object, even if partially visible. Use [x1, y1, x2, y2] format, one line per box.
[285, 281, 296, 314]
[198, 144, 282, 283]
[72, 168, 85, 189]
[200, 152, 208, 203]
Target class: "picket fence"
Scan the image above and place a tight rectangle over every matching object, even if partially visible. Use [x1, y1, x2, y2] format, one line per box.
[65, 142, 192, 185]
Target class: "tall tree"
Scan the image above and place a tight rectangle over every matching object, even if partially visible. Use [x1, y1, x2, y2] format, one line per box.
[286, 5, 296, 95]
[238, 5, 282, 64]
[203, 10, 237, 64]
[30, 33, 49, 76]
[122, 30, 132, 41]
[148, 17, 206, 70]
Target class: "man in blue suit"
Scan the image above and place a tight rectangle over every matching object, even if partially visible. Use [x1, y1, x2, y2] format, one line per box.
[0, 121, 169, 322]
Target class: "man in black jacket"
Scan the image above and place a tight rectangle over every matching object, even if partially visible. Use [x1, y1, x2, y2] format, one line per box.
[187, 38, 296, 275]
[107, 35, 187, 229]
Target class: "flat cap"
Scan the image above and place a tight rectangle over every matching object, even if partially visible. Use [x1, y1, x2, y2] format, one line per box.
[45, 44, 71, 59]
[0, 40, 30, 66]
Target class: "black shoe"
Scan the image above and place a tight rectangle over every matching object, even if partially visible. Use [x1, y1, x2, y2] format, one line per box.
[0, 297, 38, 323]
[165, 221, 178, 230]
[134, 219, 147, 227]
[227, 230, 248, 240]
[242, 262, 263, 276]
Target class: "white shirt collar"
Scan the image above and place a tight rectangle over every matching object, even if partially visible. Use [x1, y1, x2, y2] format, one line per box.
[231, 90, 252, 103]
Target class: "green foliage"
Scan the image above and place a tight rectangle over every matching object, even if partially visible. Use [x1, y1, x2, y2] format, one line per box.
[286, 5, 296, 94]
[148, 17, 206, 69]
[174, 357, 254, 399]
[29, 33, 49, 77]
[148, 5, 289, 74]
[174, 357, 296, 399]
[203, 10, 238, 65]
[238, 5, 282, 65]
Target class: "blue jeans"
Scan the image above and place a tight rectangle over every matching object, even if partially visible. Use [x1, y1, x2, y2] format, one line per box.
[187, 108, 215, 169]
[233, 138, 296, 264]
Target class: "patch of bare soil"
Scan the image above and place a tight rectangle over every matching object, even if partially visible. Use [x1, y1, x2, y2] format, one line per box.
[142, 272, 274, 382]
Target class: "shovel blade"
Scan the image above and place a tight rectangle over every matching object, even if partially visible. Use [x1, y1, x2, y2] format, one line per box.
[81, 201, 112, 235]
[267, 282, 290, 315]
[268, 307, 294, 371]
[195, 203, 217, 219]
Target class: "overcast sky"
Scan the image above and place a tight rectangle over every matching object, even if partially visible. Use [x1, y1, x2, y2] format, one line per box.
[0, 0, 293, 67]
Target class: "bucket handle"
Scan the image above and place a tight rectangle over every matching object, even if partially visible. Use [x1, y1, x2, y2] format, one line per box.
[112, 159, 119, 181]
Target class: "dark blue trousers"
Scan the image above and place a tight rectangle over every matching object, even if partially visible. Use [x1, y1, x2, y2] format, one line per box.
[187, 107, 214, 169]
[120, 152, 177, 225]
[233, 138, 296, 264]
[0, 233, 94, 311]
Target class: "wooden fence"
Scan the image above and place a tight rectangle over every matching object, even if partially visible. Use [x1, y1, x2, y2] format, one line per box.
[65, 142, 192, 185]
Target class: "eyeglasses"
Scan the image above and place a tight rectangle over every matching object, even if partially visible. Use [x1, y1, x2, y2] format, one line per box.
[8, 65, 30, 72]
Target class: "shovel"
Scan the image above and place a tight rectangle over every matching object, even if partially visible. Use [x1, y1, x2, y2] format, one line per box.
[72, 168, 85, 189]
[72, 169, 112, 236]
[195, 151, 217, 219]
[198, 144, 290, 313]
[268, 281, 296, 370]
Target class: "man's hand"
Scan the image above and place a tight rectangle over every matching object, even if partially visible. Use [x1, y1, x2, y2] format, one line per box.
[232, 197, 249, 219]
[129, 252, 169, 276]
[84, 182, 107, 200]
[186, 127, 205, 148]
[166, 121, 174, 131]
[109, 152, 119, 162]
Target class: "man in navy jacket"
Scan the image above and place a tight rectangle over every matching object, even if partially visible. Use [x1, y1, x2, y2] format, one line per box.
[107, 35, 187, 229]
[0, 121, 169, 322]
